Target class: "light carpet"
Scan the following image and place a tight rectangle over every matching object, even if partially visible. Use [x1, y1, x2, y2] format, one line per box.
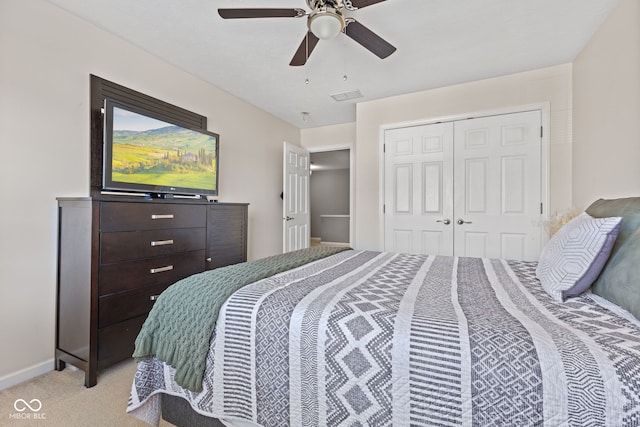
[0, 359, 172, 427]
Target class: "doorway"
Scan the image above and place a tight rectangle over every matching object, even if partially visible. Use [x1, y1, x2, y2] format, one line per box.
[309, 148, 352, 248]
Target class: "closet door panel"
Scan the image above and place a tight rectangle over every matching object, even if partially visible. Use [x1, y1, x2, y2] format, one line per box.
[384, 123, 454, 255]
[454, 111, 542, 261]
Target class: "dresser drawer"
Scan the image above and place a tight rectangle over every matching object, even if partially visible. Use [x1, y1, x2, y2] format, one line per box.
[99, 282, 172, 328]
[99, 250, 205, 296]
[98, 315, 147, 368]
[100, 202, 206, 232]
[101, 227, 206, 263]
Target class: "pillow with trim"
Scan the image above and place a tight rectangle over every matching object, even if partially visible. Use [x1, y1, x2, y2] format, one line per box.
[536, 212, 622, 302]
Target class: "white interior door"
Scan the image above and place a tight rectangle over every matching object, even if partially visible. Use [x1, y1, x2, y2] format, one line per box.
[453, 111, 542, 260]
[283, 142, 310, 253]
[383, 110, 543, 261]
[384, 123, 454, 255]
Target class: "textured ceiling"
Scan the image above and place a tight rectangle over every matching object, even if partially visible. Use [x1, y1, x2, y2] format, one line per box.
[46, 0, 620, 128]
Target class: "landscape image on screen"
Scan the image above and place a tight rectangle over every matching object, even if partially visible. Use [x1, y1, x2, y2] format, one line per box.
[111, 106, 217, 192]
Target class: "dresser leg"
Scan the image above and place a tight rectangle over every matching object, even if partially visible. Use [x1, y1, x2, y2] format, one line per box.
[85, 367, 97, 388]
[55, 358, 66, 371]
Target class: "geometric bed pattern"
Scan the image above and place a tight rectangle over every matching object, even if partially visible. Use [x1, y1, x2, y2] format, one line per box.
[536, 212, 622, 302]
[128, 250, 640, 427]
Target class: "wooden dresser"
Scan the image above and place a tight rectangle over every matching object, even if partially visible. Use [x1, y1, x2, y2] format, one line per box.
[55, 196, 248, 387]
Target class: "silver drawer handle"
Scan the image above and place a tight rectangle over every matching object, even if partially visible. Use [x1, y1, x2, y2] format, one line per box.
[151, 214, 174, 220]
[150, 295, 160, 301]
[150, 239, 174, 247]
[150, 265, 174, 274]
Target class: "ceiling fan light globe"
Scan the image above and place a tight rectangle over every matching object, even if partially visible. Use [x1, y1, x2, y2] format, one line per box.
[309, 11, 344, 39]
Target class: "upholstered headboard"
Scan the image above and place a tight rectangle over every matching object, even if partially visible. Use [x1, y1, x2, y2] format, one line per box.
[586, 197, 640, 320]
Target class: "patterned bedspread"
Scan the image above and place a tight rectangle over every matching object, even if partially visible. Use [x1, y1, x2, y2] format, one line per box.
[128, 250, 640, 427]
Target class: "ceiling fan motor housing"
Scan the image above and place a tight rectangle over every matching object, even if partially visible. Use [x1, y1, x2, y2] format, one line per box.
[308, 2, 345, 39]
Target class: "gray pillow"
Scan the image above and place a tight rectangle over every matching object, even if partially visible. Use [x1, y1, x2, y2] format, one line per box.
[586, 197, 640, 320]
[536, 212, 621, 301]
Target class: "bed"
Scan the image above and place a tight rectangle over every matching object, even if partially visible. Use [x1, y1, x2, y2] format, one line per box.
[127, 197, 640, 427]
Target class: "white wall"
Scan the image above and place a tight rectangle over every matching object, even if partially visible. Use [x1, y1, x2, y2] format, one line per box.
[353, 65, 572, 250]
[0, 0, 299, 388]
[301, 123, 357, 149]
[572, 0, 640, 208]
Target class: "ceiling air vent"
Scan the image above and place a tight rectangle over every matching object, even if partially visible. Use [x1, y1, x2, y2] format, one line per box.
[330, 89, 363, 102]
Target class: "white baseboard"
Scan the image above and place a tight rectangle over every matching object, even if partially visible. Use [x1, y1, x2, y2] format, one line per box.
[0, 359, 55, 391]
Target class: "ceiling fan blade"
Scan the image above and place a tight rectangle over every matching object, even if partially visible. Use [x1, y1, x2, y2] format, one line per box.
[345, 20, 396, 59]
[348, 0, 387, 8]
[289, 32, 320, 66]
[218, 8, 304, 19]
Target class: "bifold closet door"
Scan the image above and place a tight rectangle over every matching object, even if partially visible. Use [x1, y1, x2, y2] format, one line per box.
[383, 122, 455, 255]
[384, 110, 542, 261]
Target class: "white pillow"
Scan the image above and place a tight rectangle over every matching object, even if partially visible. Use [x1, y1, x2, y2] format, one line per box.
[536, 212, 622, 302]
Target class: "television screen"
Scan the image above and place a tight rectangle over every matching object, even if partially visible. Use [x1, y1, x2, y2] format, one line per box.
[103, 100, 219, 197]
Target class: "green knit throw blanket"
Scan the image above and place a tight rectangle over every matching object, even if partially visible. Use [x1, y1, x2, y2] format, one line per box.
[133, 246, 350, 392]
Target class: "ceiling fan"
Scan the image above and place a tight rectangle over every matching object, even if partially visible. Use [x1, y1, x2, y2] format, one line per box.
[218, 0, 396, 66]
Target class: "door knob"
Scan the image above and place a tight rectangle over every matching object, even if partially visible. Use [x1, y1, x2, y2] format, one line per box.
[284, 216, 294, 221]
[457, 218, 472, 225]
[436, 219, 451, 225]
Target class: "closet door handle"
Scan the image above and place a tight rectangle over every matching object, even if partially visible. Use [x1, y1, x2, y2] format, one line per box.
[436, 219, 451, 225]
[457, 218, 472, 225]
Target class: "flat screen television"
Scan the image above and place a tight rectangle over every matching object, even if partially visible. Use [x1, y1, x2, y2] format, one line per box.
[102, 99, 219, 198]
